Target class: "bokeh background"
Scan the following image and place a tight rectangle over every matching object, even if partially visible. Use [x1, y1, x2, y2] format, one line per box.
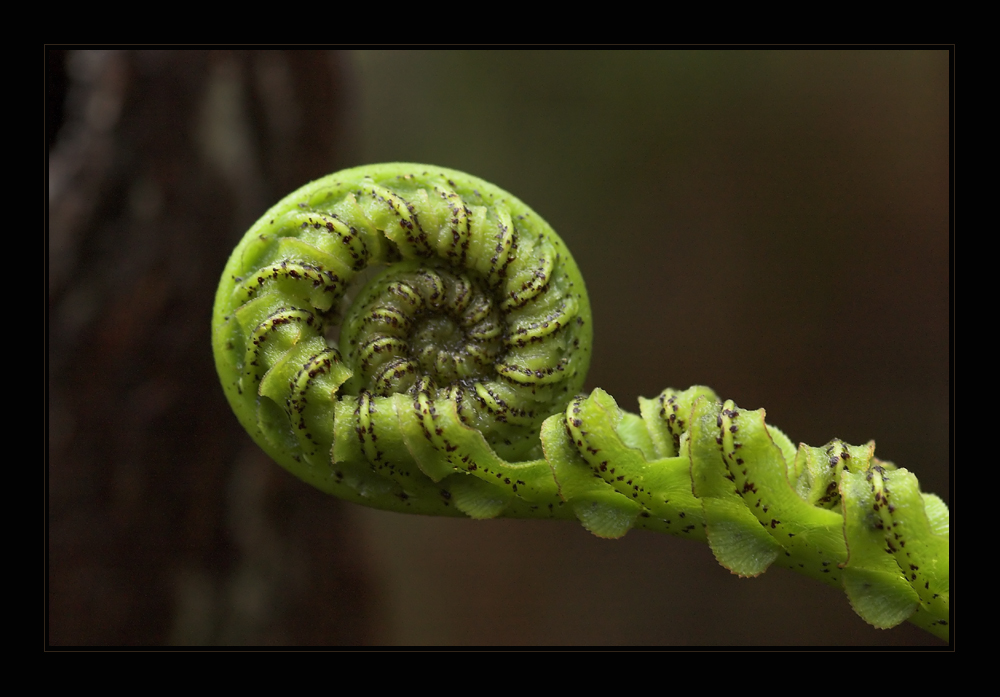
[48, 49, 950, 646]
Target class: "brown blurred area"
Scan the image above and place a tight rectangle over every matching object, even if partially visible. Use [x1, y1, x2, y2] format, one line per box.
[48, 49, 950, 646]
[48, 50, 378, 645]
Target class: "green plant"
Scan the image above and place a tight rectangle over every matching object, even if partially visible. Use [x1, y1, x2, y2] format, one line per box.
[212, 163, 949, 641]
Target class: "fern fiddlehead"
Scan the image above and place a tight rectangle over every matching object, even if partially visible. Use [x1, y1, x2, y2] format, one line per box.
[212, 163, 949, 641]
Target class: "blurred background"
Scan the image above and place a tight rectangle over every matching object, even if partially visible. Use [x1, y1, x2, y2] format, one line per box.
[48, 49, 950, 646]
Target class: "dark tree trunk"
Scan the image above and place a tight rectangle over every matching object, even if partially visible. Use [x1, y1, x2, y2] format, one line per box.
[48, 49, 379, 646]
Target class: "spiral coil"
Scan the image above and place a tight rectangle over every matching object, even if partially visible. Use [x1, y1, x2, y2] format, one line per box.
[214, 164, 592, 512]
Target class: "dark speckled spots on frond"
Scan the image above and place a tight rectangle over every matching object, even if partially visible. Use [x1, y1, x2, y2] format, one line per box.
[212, 164, 948, 641]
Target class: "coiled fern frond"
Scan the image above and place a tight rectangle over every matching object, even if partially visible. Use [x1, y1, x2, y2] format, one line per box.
[212, 163, 949, 641]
